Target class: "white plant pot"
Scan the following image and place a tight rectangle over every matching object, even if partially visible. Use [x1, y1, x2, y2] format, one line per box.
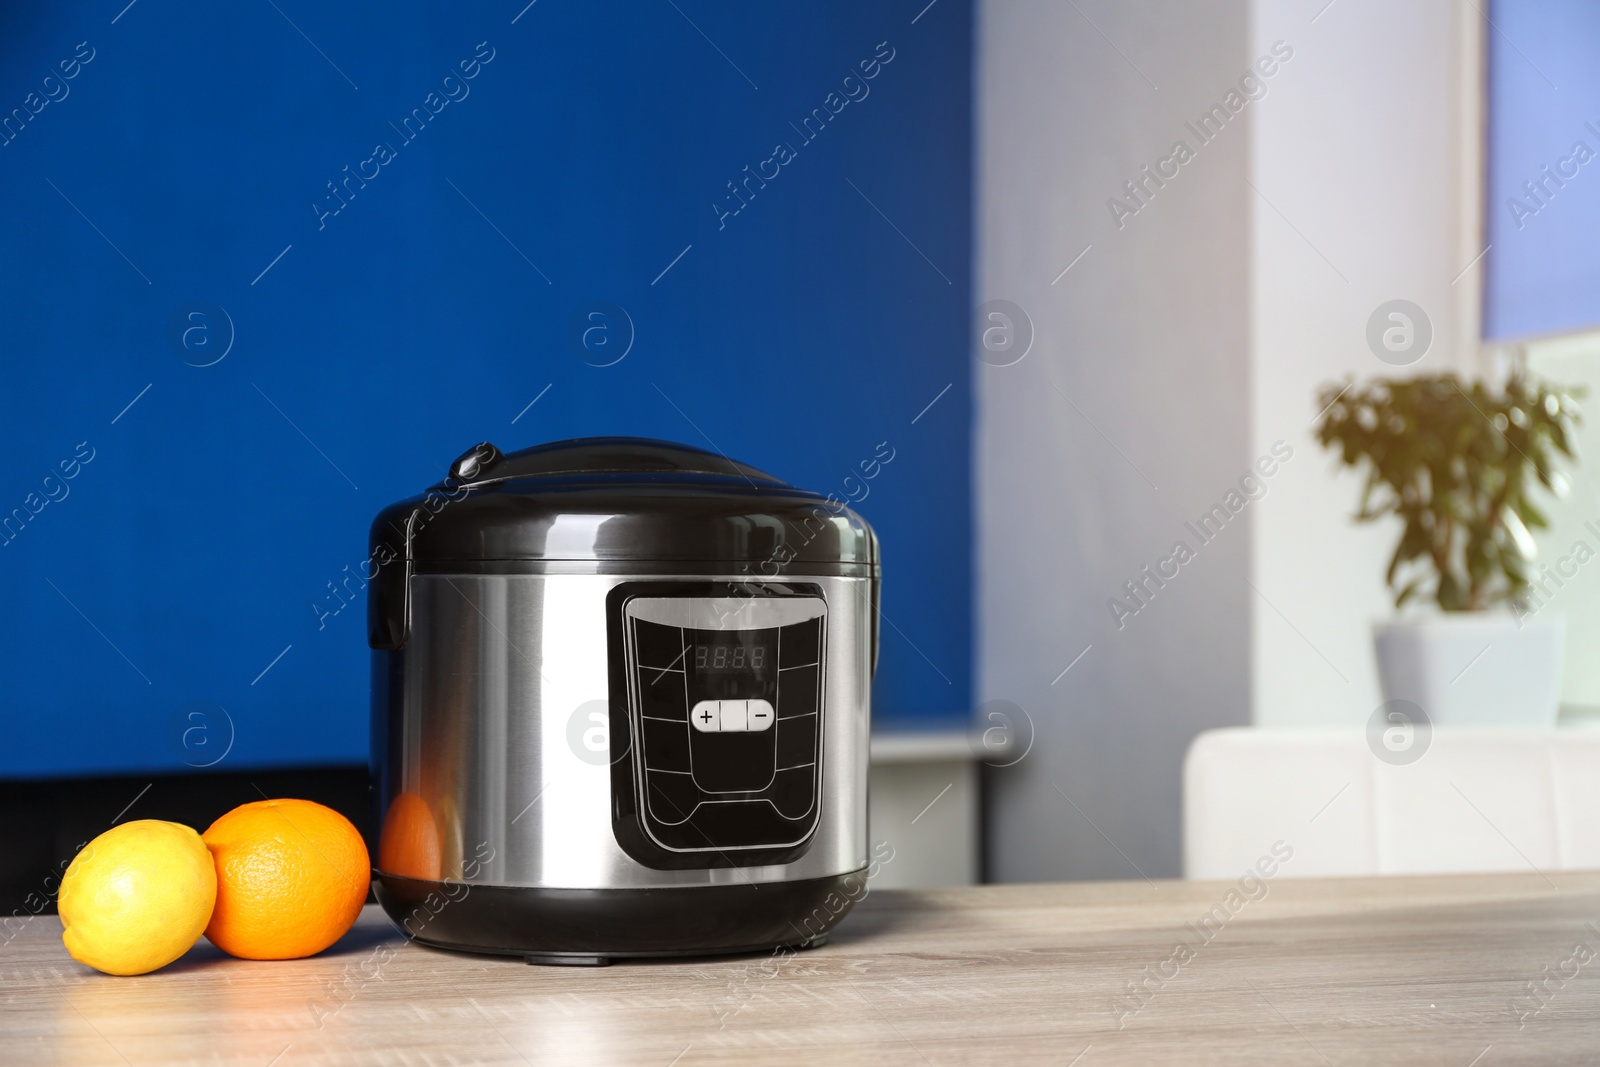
[1372, 613, 1565, 727]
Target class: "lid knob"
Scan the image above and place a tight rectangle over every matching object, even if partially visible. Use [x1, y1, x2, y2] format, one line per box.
[449, 441, 502, 483]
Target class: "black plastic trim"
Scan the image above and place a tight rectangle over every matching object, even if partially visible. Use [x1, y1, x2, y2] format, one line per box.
[371, 871, 865, 963]
[367, 437, 879, 651]
[606, 580, 828, 870]
[436, 436, 782, 490]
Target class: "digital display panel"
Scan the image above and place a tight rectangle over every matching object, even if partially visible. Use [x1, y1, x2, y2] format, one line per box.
[693, 639, 766, 673]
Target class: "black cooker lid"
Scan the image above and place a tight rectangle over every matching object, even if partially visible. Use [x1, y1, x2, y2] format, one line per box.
[433, 437, 780, 488]
[367, 437, 878, 650]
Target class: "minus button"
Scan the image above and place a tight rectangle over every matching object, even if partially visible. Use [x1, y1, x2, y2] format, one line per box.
[747, 699, 774, 731]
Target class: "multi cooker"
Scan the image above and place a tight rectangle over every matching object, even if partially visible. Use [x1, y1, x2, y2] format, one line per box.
[367, 437, 879, 964]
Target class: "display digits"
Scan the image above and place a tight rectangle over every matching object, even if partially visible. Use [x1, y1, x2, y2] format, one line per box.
[694, 642, 765, 672]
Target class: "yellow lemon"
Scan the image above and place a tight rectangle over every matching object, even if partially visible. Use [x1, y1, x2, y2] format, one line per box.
[59, 819, 217, 976]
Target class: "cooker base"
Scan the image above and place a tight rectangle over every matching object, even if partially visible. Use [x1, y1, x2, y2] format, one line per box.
[518, 935, 828, 968]
[373, 870, 866, 965]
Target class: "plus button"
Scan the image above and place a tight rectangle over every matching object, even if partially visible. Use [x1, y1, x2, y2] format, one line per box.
[689, 700, 722, 733]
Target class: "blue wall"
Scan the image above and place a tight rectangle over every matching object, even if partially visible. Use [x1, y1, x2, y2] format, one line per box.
[1484, 0, 1600, 339]
[0, 1, 971, 777]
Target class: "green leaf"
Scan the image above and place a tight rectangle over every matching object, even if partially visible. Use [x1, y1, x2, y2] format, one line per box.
[1313, 370, 1581, 611]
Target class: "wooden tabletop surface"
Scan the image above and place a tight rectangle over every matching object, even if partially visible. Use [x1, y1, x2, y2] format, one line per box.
[5, 871, 1599, 1065]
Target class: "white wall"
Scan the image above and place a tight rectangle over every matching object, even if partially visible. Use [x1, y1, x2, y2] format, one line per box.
[977, 0, 1253, 881]
[977, 0, 1492, 881]
[1524, 331, 1600, 716]
[1249, 0, 1482, 726]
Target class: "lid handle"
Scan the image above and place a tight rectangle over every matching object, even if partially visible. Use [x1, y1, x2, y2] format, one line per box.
[434, 436, 785, 489]
[450, 441, 502, 483]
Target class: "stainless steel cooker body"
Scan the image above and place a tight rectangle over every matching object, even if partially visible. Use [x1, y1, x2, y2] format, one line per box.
[372, 570, 872, 889]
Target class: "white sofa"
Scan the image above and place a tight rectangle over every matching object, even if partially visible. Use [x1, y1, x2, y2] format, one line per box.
[1184, 728, 1600, 879]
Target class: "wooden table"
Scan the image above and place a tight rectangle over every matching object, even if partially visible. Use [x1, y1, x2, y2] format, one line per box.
[5, 872, 1598, 1065]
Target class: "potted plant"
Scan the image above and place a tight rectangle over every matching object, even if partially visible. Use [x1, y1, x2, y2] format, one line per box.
[1315, 371, 1581, 726]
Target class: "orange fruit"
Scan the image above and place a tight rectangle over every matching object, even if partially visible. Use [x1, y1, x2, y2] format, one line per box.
[377, 792, 441, 881]
[202, 798, 370, 960]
